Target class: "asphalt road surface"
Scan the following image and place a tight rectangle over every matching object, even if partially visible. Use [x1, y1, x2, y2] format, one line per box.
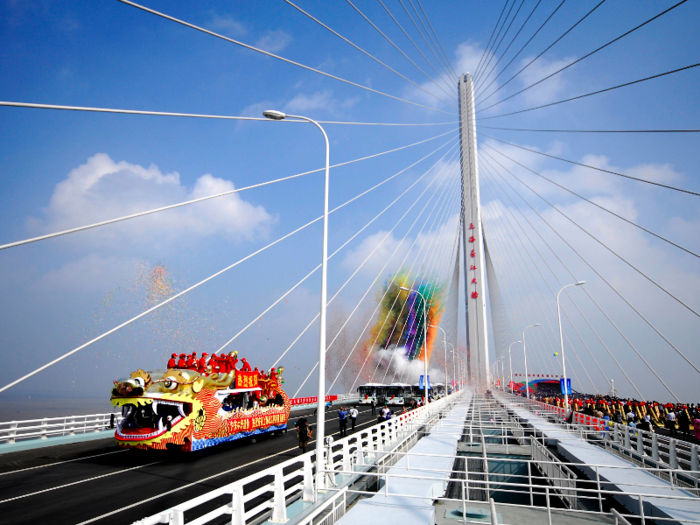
[0, 405, 381, 525]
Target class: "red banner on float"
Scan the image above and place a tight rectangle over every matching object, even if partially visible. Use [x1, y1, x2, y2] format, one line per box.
[235, 371, 259, 389]
[290, 395, 338, 406]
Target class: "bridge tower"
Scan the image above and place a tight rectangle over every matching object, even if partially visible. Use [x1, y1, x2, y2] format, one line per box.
[458, 73, 489, 388]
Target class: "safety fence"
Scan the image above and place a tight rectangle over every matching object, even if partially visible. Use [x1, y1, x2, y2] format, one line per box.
[318, 394, 700, 525]
[507, 393, 700, 487]
[0, 394, 359, 445]
[131, 392, 462, 525]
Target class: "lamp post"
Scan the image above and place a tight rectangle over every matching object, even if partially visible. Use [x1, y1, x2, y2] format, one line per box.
[448, 343, 456, 392]
[500, 356, 505, 390]
[507, 340, 521, 394]
[400, 287, 429, 404]
[556, 281, 585, 413]
[430, 325, 448, 394]
[263, 110, 330, 495]
[522, 324, 541, 399]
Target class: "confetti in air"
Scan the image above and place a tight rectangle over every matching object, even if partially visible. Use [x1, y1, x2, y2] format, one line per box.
[360, 270, 445, 382]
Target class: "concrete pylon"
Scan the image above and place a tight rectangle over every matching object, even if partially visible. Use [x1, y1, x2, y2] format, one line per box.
[459, 73, 489, 388]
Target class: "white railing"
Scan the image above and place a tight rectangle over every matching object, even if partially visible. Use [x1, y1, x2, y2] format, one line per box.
[0, 412, 122, 444]
[323, 394, 700, 525]
[497, 391, 700, 490]
[132, 392, 462, 525]
[0, 394, 360, 446]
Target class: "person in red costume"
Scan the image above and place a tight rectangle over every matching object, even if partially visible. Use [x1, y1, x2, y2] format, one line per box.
[219, 354, 229, 374]
[209, 353, 219, 373]
[269, 367, 279, 383]
[177, 353, 187, 368]
[229, 351, 239, 371]
[186, 353, 195, 369]
[167, 353, 177, 369]
[198, 353, 209, 373]
[240, 358, 252, 372]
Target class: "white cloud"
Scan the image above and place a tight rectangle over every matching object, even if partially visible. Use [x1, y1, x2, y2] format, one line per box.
[207, 14, 247, 37]
[516, 55, 576, 105]
[342, 230, 410, 277]
[342, 215, 460, 279]
[29, 153, 275, 247]
[454, 42, 488, 77]
[255, 30, 292, 53]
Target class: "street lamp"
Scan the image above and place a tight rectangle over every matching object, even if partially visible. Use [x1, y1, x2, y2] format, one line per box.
[263, 109, 330, 495]
[430, 324, 448, 394]
[400, 287, 429, 404]
[500, 356, 505, 390]
[448, 343, 456, 392]
[556, 281, 585, 413]
[522, 324, 541, 399]
[507, 341, 521, 394]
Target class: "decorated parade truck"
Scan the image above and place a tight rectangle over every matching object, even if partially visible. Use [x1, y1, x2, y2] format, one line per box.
[110, 352, 289, 451]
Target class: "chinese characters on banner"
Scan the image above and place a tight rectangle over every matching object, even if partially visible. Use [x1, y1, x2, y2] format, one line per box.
[235, 371, 259, 389]
[226, 412, 288, 433]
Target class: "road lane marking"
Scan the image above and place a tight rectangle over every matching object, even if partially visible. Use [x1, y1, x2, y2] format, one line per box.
[75, 415, 380, 524]
[0, 461, 161, 504]
[0, 449, 127, 477]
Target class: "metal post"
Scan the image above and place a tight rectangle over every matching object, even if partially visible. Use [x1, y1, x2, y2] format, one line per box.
[522, 325, 540, 399]
[508, 341, 519, 394]
[652, 433, 659, 461]
[669, 439, 678, 469]
[556, 282, 585, 412]
[271, 467, 288, 522]
[263, 110, 330, 496]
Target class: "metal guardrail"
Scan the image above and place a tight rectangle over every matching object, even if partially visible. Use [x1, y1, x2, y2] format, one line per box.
[324, 395, 700, 525]
[0, 412, 122, 444]
[131, 392, 462, 525]
[0, 394, 361, 446]
[500, 392, 700, 481]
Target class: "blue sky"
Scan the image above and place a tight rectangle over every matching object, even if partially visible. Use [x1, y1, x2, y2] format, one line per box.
[0, 0, 698, 417]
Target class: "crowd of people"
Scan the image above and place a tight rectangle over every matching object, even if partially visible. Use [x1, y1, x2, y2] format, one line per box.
[521, 391, 700, 440]
[165, 351, 281, 383]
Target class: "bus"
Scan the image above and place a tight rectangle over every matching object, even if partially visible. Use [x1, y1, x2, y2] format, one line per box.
[411, 383, 432, 402]
[357, 383, 386, 405]
[384, 383, 413, 405]
[432, 383, 446, 399]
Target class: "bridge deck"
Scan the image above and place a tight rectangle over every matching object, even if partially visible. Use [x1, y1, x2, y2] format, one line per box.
[336, 393, 472, 525]
[502, 396, 699, 524]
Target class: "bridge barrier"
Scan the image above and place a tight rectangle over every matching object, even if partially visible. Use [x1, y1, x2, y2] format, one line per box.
[0, 412, 122, 444]
[0, 394, 360, 447]
[322, 394, 700, 525]
[500, 391, 700, 492]
[131, 391, 463, 525]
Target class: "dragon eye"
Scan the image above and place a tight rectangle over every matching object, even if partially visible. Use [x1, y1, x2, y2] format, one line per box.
[164, 377, 178, 390]
[133, 377, 145, 388]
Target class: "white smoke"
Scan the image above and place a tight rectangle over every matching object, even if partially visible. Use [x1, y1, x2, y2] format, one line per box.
[368, 345, 446, 385]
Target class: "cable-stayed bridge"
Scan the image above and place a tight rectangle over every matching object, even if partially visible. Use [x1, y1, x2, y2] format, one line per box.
[0, 1, 699, 524]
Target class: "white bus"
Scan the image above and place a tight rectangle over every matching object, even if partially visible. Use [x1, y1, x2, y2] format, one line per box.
[384, 383, 413, 405]
[411, 383, 432, 402]
[432, 383, 446, 399]
[357, 383, 386, 405]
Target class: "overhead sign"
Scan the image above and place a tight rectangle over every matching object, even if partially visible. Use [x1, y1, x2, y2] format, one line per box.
[419, 375, 431, 390]
[560, 378, 572, 395]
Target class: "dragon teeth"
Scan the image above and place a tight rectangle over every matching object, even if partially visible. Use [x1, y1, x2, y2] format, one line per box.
[152, 400, 159, 415]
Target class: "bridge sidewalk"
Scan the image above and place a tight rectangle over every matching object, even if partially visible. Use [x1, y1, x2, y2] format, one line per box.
[335, 393, 472, 525]
[500, 395, 699, 524]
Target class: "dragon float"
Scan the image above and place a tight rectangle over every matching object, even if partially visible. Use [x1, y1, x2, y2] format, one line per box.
[110, 353, 289, 451]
